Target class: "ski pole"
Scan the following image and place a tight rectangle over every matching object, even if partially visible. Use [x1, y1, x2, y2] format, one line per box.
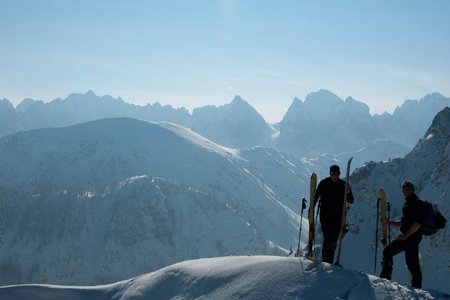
[296, 197, 307, 257]
[387, 201, 391, 245]
[374, 197, 380, 273]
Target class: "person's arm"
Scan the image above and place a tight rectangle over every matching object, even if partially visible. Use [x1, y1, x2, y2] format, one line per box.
[389, 220, 401, 227]
[314, 181, 322, 205]
[398, 222, 421, 240]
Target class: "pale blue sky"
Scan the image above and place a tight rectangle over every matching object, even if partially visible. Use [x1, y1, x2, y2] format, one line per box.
[1, 0, 449, 122]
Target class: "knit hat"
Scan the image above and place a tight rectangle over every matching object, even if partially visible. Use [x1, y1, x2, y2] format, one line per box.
[329, 165, 340, 175]
[402, 180, 415, 191]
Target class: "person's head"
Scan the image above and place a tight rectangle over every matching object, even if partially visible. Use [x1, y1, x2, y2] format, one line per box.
[401, 180, 416, 197]
[329, 165, 340, 182]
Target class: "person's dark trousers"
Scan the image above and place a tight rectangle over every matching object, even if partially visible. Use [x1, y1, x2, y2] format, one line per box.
[321, 229, 340, 264]
[380, 237, 422, 288]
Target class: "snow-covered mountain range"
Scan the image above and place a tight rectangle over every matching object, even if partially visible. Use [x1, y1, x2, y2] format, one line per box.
[1, 90, 449, 162]
[1, 94, 449, 294]
[0, 118, 312, 285]
[1, 256, 447, 300]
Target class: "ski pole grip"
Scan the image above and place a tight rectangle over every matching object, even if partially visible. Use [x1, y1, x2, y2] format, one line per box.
[301, 197, 307, 209]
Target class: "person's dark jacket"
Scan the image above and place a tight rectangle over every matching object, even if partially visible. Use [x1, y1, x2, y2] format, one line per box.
[401, 193, 426, 240]
[315, 177, 354, 233]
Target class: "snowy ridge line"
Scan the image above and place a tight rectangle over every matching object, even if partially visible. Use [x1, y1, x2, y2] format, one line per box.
[0, 256, 447, 300]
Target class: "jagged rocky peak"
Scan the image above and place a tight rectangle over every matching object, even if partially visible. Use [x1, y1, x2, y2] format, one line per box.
[393, 93, 450, 116]
[344, 96, 371, 115]
[420, 92, 447, 104]
[279, 97, 304, 123]
[304, 89, 343, 106]
[86, 89, 96, 97]
[0, 98, 14, 111]
[228, 95, 250, 110]
[423, 106, 450, 140]
[231, 95, 245, 104]
[16, 98, 45, 113]
[283, 89, 346, 119]
[229, 95, 263, 117]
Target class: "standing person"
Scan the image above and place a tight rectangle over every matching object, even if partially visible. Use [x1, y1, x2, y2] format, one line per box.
[315, 165, 354, 263]
[380, 180, 425, 289]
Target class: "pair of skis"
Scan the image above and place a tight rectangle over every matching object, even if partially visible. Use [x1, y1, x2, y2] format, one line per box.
[295, 172, 317, 258]
[297, 157, 353, 266]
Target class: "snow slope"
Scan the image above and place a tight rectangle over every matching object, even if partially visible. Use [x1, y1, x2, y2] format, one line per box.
[0, 177, 280, 285]
[0, 118, 307, 247]
[1, 256, 446, 300]
[0, 118, 313, 285]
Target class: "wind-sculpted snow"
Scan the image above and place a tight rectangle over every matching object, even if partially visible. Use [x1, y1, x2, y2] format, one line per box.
[1, 256, 446, 300]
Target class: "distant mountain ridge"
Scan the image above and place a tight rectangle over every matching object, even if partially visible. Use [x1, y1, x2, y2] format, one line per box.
[1, 90, 449, 160]
[191, 95, 275, 148]
[277, 90, 384, 156]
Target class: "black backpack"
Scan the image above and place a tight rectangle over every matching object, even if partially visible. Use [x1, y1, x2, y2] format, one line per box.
[421, 201, 447, 236]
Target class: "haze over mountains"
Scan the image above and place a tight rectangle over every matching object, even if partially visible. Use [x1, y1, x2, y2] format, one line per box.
[1, 90, 449, 162]
[1, 90, 449, 294]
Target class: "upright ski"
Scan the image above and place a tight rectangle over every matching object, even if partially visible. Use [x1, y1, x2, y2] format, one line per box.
[306, 173, 317, 259]
[334, 157, 353, 266]
[374, 189, 389, 273]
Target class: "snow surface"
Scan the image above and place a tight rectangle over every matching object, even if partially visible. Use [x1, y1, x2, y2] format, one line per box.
[1, 256, 446, 300]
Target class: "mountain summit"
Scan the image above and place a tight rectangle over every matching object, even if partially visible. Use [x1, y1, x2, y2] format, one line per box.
[0, 256, 446, 299]
[191, 95, 273, 149]
[278, 90, 382, 156]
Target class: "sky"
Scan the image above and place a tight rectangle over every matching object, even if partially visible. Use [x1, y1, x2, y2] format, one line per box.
[1, 0, 450, 123]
